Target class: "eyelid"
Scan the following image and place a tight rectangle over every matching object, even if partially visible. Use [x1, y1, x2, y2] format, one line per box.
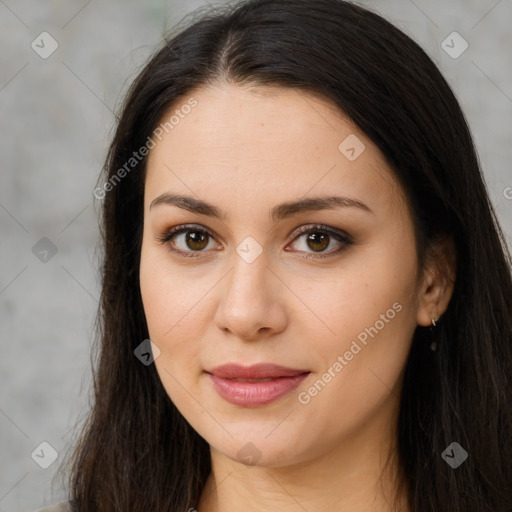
[289, 223, 353, 244]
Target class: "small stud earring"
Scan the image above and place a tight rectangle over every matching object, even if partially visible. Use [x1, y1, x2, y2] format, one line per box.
[429, 316, 439, 351]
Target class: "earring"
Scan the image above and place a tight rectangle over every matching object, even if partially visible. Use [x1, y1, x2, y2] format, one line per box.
[429, 316, 439, 352]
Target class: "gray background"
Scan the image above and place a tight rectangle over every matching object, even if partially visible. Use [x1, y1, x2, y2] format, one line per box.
[0, 0, 511, 511]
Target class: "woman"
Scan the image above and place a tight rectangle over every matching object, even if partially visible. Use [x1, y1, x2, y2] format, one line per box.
[41, 0, 512, 510]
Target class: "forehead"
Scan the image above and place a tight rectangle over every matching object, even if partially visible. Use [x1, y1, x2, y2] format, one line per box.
[144, 83, 406, 220]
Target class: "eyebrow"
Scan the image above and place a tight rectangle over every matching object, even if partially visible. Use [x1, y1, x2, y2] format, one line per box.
[149, 192, 373, 221]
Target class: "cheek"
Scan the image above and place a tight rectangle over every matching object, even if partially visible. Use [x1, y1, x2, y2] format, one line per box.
[319, 250, 415, 333]
[139, 244, 210, 387]
[139, 253, 171, 338]
[313, 241, 418, 380]
[140, 242, 199, 340]
[139, 254, 201, 409]
[293, 275, 416, 448]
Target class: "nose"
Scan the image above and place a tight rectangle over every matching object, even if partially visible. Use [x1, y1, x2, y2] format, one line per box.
[213, 248, 288, 340]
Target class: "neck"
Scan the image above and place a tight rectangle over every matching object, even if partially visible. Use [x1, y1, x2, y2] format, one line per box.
[197, 392, 409, 512]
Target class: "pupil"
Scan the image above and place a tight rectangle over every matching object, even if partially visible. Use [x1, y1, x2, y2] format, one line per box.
[186, 231, 208, 250]
[307, 232, 329, 252]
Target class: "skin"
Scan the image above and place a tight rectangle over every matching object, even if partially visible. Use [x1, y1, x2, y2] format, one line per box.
[139, 82, 455, 512]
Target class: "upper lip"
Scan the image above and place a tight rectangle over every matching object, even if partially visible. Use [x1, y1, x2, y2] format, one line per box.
[206, 363, 310, 379]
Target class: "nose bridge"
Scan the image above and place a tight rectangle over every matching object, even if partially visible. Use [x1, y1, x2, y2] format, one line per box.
[214, 240, 286, 338]
[226, 241, 271, 303]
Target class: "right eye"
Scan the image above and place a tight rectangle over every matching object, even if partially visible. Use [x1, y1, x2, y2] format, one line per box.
[156, 224, 221, 258]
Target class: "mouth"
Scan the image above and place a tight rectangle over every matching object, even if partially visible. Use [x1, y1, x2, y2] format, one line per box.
[204, 364, 311, 407]
[205, 362, 310, 380]
[226, 377, 277, 382]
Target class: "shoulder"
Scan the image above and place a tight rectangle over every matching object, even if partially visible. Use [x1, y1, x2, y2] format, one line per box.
[33, 501, 73, 512]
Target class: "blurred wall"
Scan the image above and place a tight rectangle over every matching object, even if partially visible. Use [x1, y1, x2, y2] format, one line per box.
[0, 1, 511, 510]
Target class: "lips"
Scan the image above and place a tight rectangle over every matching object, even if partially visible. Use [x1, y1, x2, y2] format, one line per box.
[205, 363, 311, 407]
[206, 362, 310, 380]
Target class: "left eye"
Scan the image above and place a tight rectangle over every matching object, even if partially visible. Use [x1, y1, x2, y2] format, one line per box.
[156, 224, 353, 259]
[286, 225, 353, 259]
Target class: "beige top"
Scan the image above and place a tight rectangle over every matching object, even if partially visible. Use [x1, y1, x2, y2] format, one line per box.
[34, 501, 72, 512]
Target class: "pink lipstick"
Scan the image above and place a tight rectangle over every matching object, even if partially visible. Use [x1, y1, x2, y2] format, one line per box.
[205, 363, 310, 407]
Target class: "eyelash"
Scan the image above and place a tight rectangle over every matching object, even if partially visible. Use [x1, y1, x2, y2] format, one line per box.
[155, 223, 353, 260]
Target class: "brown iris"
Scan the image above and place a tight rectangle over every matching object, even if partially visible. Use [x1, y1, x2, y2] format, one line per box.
[186, 230, 209, 250]
[306, 232, 329, 252]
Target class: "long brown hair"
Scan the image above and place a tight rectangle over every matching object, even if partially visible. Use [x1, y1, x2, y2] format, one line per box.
[58, 1, 512, 510]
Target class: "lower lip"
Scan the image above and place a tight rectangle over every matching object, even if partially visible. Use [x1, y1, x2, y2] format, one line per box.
[207, 372, 310, 407]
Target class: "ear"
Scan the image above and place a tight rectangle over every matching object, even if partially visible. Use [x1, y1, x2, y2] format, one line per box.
[416, 234, 457, 327]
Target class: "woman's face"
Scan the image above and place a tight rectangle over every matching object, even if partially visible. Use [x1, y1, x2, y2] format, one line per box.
[140, 83, 427, 467]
